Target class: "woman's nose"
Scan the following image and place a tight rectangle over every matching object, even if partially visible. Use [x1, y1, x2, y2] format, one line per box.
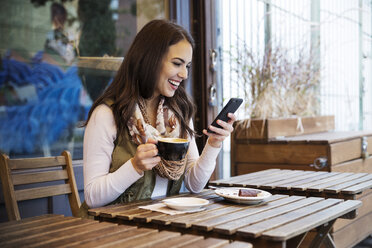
[178, 66, 188, 79]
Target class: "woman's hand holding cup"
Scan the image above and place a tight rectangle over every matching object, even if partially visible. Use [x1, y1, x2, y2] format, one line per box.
[131, 138, 160, 174]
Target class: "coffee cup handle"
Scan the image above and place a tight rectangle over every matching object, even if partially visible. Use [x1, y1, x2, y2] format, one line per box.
[155, 143, 160, 157]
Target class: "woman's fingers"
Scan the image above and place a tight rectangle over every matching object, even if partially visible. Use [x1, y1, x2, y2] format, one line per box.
[133, 142, 160, 172]
[204, 113, 237, 148]
[137, 143, 158, 157]
[227, 113, 237, 123]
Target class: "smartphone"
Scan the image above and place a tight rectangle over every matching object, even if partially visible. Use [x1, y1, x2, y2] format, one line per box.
[207, 98, 243, 133]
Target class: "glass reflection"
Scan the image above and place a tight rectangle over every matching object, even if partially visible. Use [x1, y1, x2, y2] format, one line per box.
[0, 0, 167, 159]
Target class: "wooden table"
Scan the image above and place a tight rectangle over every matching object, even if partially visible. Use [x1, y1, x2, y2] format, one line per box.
[0, 214, 250, 248]
[88, 190, 361, 248]
[209, 169, 372, 248]
[208, 169, 372, 200]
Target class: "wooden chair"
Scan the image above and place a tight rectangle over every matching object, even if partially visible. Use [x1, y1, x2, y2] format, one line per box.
[0, 150, 81, 221]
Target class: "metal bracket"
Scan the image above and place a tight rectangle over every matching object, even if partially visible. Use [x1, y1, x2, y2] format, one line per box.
[362, 136, 369, 159]
[208, 84, 217, 106]
[310, 157, 328, 170]
[210, 49, 218, 72]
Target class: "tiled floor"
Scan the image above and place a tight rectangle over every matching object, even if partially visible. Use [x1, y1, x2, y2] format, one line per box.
[353, 235, 372, 248]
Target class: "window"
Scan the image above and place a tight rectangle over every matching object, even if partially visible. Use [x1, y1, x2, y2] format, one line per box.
[219, 0, 372, 177]
[0, 0, 168, 159]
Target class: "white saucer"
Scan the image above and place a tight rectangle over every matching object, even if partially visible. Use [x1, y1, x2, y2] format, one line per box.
[162, 197, 209, 211]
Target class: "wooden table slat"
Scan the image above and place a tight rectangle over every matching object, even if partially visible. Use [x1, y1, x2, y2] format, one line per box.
[236, 170, 307, 187]
[104, 230, 180, 248]
[220, 241, 253, 248]
[259, 171, 323, 189]
[88, 199, 154, 216]
[221, 169, 288, 185]
[0, 214, 61, 229]
[341, 179, 372, 194]
[0, 216, 77, 239]
[306, 173, 369, 192]
[37, 224, 135, 248]
[193, 196, 305, 234]
[2, 220, 116, 248]
[210, 169, 281, 185]
[148, 234, 204, 248]
[1, 218, 94, 244]
[236, 198, 344, 239]
[291, 172, 354, 191]
[324, 173, 372, 193]
[0, 214, 65, 232]
[172, 206, 243, 228]
[274, 171, 340, 190]
[178, 237, 229, 248]
[68, 227, 158, 248]
[210, 196, 321, 234]
[260, 200, 362, 241]
[132, 210, 167, 223]
[216, 170, 292, 187]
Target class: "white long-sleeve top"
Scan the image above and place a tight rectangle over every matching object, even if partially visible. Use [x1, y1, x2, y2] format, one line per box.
[83, 104, 221, 208]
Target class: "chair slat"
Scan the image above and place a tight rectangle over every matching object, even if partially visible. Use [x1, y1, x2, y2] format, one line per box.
[12, 170, 68, 185]
[15, 184, 72, 201]
[9, 156, 66, 170]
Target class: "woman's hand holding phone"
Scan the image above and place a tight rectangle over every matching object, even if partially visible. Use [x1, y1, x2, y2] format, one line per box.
[203, 98, 242, 148]
[203, 113, 237, 148]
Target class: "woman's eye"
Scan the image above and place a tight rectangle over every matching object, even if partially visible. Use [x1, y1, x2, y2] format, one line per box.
[173, 62, 181, 66]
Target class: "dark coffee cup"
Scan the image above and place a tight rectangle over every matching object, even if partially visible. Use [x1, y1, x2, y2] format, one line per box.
[157, 137, 190, 161]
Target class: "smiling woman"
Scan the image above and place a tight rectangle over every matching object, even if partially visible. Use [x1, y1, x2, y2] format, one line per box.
[79, 19, 237, 218]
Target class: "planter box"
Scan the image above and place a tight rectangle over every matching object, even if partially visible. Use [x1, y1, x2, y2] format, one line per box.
[232, 131, 372, 173]
[234, 115, 335, 140]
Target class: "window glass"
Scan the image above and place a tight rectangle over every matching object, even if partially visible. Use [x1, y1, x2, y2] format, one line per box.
[0, 0, 168, 159]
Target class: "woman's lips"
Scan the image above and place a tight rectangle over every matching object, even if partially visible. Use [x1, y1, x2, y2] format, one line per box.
[168, 79, 180, 90]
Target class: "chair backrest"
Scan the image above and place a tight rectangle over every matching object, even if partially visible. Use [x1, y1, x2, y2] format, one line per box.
[0, 150, 81, 221]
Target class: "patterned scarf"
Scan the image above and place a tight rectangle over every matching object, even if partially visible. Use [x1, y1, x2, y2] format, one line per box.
[127, 97, 187, 180]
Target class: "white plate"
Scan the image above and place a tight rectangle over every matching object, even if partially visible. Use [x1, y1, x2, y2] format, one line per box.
[162, 197, 209, 211]
[214, 187, 272, 205]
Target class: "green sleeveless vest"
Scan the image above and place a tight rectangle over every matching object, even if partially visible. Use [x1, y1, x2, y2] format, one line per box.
[78, 100, 185, 218]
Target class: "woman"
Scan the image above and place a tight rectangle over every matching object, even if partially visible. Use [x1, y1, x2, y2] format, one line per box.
[81, 19, 236, 214]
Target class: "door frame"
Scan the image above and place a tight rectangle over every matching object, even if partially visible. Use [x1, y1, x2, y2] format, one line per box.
[170, 0, 222, 179]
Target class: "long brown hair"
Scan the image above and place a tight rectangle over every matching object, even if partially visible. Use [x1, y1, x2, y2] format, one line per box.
[84, 19, 196, 139]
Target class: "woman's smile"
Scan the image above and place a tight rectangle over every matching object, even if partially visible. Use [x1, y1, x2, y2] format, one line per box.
[168, 79, 181, 89]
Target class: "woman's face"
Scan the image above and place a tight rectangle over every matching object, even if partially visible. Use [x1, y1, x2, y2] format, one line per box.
[154, 39, 193, 98]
